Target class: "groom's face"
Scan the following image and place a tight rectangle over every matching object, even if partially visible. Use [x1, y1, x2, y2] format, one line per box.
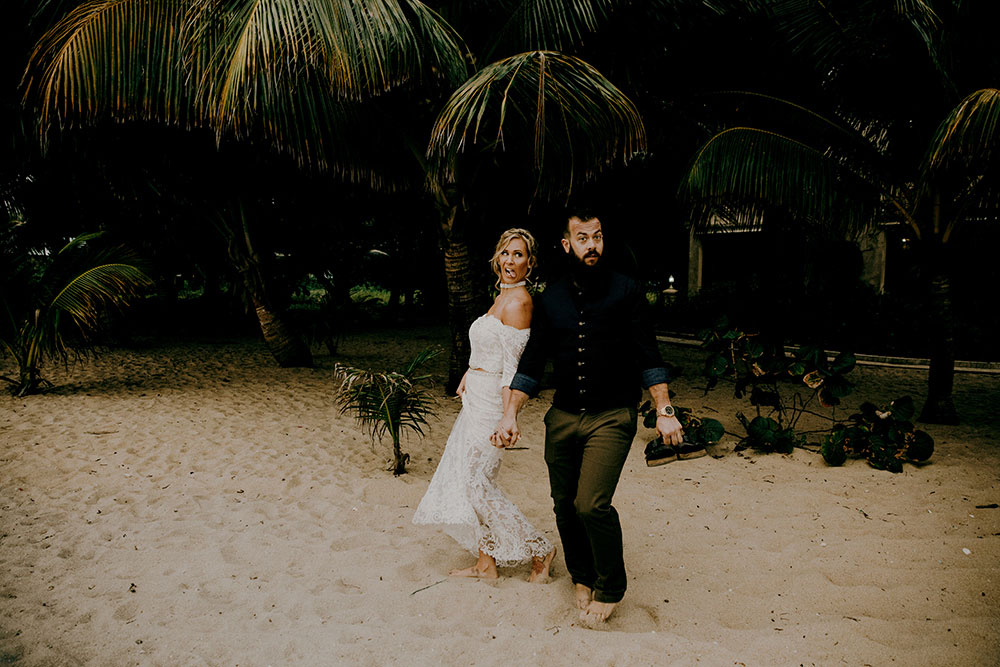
[562, 217, 603, 268]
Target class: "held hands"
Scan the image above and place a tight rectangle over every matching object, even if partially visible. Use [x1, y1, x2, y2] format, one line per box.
[492, 413, 520, 449]
[657, 415, 684, 446]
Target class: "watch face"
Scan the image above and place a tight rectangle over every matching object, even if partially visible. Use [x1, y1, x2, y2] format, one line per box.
[660, 405, 675, 417]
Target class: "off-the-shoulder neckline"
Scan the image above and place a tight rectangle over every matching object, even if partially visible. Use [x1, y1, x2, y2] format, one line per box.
[481, 313, 530, 332]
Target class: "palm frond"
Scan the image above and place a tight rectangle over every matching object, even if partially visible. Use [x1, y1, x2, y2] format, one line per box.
[25, 0, 466, 180]
[482, 0, 613, 61]
[767, 0, 945, 85]
[29, 0, 87, 28]
[924, 88, 1000, 174]
[404, 1, 470, 85]
[31, 234, 146, 312]
[895, 0, 953, 92]
[426, 50, 645, 196]
[190, 0, 464, 177]
[202, 77, 429, 187]
[47, 263, 152, 333]
[56, 231, 106, 255]
[766, 0, 853, 70]
[403, 345, 443, 376]
[23, 0, 194, 139]
[724, 99, 921, 226]
[646, 0, 762, 26]
[192, 0, 465, 116]
[701, 91, 894, 168]
[681, 126, 882, 236]
[919, 88, 1000, 233]
[894, 0, 944, 49]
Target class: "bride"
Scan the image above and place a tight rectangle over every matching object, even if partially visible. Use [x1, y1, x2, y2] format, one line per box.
[413, 228, 555, 582]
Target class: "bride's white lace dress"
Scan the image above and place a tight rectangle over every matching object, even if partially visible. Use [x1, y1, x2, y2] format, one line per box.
[412, 314, 552, 565]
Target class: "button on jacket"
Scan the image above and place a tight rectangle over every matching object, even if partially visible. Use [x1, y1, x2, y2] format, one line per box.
[510, 268, 671, 412]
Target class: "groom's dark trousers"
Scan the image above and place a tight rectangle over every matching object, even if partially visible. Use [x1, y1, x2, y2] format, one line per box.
[543, 405, 638, 604]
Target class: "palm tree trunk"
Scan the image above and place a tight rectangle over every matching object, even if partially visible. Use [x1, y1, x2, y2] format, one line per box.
[16, 328, 44, 396]
[16, 362, 39, 397]
[218, 207, 313, 368]
[440, 205, 476, 394]
[916, 194, 958, 424]
[252, 295, 313, 368]
[918, 255, 959, 424]
[391, 437, 409, 476]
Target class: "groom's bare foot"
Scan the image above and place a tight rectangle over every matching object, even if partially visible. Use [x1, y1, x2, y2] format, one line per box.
[528, 548, 556, 583]
[574, 584, 593, 610]
[449, 562, 498, 579]
[580, 599, 617, 625]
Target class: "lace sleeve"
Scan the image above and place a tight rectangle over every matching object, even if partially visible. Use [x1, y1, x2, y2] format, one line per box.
[499, 326, 531, 388]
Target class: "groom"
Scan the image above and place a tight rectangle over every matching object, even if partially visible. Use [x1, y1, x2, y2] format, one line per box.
[495, 212, 683, 625]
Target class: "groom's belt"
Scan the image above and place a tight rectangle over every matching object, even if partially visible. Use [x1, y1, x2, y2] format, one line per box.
[551, 395, 637, 415]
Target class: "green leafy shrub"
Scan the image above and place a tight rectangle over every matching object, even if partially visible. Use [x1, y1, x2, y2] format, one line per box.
[733, 413, 803, 454]
[699, 319, 933, 471]
[821, 396, 934, 472]
[700, 319, 856, 453]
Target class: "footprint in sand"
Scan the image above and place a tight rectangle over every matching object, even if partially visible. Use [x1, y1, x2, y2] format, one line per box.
[196, 581, 235, 605]
[619, 603, 660, 633]
[218, 544, 243, 566]
[331, 578, 363, 595]
[113, 600, 139, 621]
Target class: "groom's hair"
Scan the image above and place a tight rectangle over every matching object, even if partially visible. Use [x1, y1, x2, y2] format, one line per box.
[564, 209, 600, 237]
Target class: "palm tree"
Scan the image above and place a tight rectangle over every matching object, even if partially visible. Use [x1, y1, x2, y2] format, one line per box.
[1, 228, 152, 395]
[21, 0, 647, 389]
[680, 1, 1000, 424]
[335, 346, 440, 475]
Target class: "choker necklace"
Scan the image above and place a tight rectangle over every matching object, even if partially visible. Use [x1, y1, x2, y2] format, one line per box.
[499, 280, 526, 289]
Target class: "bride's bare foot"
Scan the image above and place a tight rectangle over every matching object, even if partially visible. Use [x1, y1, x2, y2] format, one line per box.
[449, 551, 498, 579]
[574, 583, 593, 610]
[449, 563, 498, 578]
[580, 599, 617, 626]
[527, 548, 556, 583]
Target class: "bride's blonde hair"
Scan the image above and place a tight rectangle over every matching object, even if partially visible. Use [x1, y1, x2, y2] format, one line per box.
[490, 228, 538, 287]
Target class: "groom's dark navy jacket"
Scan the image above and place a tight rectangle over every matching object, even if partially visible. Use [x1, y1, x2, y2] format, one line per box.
[509, 268, 671, 413]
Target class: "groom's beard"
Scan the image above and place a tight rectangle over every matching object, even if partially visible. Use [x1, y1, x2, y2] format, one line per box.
[569, 249, 604, 283]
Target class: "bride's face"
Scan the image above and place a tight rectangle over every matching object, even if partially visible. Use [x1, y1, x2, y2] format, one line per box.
[498, 237, 531, 284]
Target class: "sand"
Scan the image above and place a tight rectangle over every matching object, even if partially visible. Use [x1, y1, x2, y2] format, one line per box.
[1, 326, 998, 666]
